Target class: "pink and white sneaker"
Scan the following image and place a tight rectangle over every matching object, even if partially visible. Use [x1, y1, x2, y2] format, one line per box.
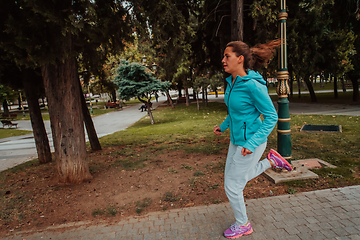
[267, 149, 293, 171]
[223, 222, 253, 239]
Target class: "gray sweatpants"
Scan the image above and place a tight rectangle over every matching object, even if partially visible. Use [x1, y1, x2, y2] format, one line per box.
[224, 141, 271, 225]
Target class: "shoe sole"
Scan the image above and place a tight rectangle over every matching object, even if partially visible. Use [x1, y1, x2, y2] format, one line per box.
[270, 149, 293, 171]
[225, 228, 253, 239]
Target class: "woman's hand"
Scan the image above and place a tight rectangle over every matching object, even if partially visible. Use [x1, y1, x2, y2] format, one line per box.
[241, 147, 252, 156]
[213, 126, 222, 135]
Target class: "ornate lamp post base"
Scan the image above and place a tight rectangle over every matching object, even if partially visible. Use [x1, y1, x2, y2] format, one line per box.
[277, 0, 292, 162]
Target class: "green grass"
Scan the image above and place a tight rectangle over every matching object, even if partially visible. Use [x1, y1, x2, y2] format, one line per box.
[287, 187, 298, 194]
[194, 171, 205, 177]
[0, 128, 32, 139]
[276, 114, 360, 187]
[109, 149, 149, 171]
[168, 168, 178, 173]
[162, 191, 181, 202]
[92, 205, 117, 216]
[136, 198, 152, 208]
[182, 164, 194, 170]
[100, 102, 229, 150]
[106, 205, 117, 216]
[92, 208, 104, 216]
[208, 184, 219, 190]
[0, 159, 39, 176]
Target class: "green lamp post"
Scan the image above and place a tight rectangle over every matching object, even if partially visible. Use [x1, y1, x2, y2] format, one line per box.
[277, 0, 292, 162]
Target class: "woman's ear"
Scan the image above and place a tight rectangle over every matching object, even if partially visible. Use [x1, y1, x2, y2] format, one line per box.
[238, 55, 244, 64]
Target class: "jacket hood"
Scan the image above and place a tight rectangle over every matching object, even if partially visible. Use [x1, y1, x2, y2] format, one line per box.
[226, 70, 266, 85]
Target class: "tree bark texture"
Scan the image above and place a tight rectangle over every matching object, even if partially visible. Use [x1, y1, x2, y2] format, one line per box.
[334, 75, 338, 99]
[297, 76, 301, 98]
[205, 88, 208, 106]
[166, 91, 174, 108]
[111, 89, 117, 103]
[289, 73, 294, 97]
[349, 75, 359, 102]
[138, 97, 155, 124]
[231, 0, 243, 41]
[185, 87, 189, 106]
[341, 77, 346, 92]
[196, 92, 200, 110]
[304, 75, 317, 102]
[201, 87, 205, 103]
[177, 81, 183, 97]
[42, 57, 92, 183]
[78, 79, 102, 151]
[18, 95, 22, 109]
[147, 102, 155, 125]
[2, 100, 9, 115]
[320, 74, 324, 88]
[22, 68, 52, 164]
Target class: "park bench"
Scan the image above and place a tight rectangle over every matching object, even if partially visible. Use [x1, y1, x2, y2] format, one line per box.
[105, 102, 120, 109]
[1, 113, 17, 120]
[1, 120, 18, 129]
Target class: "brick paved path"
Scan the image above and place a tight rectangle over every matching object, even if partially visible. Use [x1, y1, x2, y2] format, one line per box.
[2, 185, 360, 240]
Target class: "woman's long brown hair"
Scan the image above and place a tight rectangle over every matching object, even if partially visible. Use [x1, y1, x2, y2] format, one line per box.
[226, 39, 281, 72]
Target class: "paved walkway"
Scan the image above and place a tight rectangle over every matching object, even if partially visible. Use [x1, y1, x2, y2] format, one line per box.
[2, 185, 359, 240]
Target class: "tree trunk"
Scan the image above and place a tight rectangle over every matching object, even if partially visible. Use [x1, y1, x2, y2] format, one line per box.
[42, 56, 92, 184]
[177, 81, 182, 97]
[205, 88, 208, 106]
[215, 90, 218, 98]
[22, 68, 52, 164]
[202, 87, 205, 103]
[349, 75, 359, 102]
[320, 74, 324, 88]
[297, 75, 301, 98]
[2, 100, 9, 115]
[304, 75, 317, 102]
[138, 97, 155, 124]
[196, 92, 200, 110]
[334, 75, 338, 99]
[289, 72, 293, 97]
[78, 79, 101, 151]
[166, 91, 174, 108]
[111, 89, 117, 103]
[18, 94, 22, 109]
[231, 0, 243, 41]
[146, 102, 155, 125]
[341, 76, 346, 92]
[185, 87, 189, 106]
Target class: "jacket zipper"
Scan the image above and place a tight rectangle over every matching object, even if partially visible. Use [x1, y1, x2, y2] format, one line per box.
[244, 122, 247, 140]
[227, 81, 235, 144]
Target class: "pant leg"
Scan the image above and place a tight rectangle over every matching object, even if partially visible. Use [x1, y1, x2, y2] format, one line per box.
[224, 142, 271, 225]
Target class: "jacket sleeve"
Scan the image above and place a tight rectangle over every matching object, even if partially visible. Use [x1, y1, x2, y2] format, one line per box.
[219, 114, 230, 132]
[243, 84, 278, 152]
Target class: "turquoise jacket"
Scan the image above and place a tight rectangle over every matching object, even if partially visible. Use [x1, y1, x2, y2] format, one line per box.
[219, 70, 278, 152]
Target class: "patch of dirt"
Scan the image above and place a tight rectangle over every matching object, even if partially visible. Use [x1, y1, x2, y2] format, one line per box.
[0, 145, 348, 237]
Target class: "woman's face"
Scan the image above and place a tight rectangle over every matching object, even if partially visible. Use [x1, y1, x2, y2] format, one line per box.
[222, 47, 242, 75]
